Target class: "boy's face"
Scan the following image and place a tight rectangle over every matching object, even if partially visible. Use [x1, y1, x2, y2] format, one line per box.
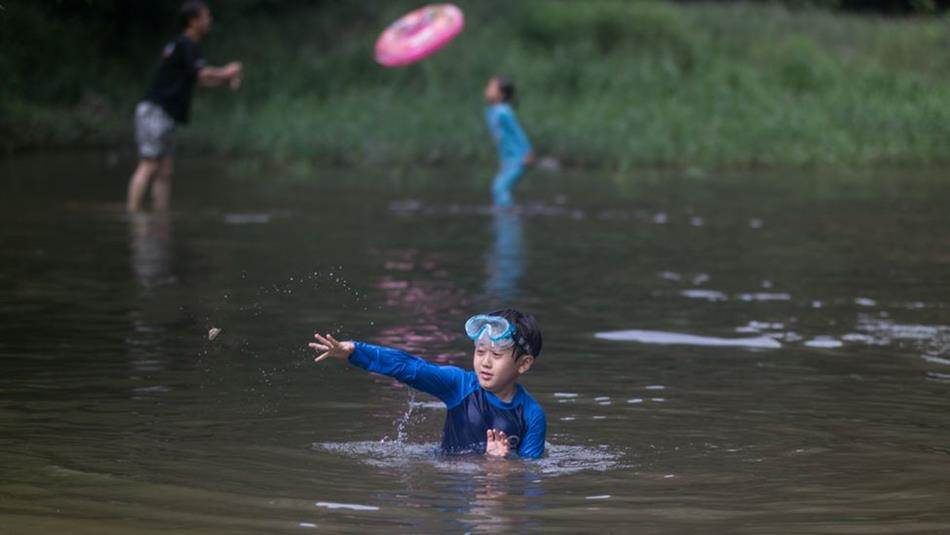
[484, 78, 501, 104]
[473, 343, 534, 392]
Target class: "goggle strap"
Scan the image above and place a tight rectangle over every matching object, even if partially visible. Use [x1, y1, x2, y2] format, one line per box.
[514, 334, 532, 356]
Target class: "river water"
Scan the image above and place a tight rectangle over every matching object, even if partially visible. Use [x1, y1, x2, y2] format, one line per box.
[1, 153, 948, 533]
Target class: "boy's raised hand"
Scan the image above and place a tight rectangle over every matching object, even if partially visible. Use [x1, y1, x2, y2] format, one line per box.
[485, 429, 510, 458]
[309, 333, 354, 364]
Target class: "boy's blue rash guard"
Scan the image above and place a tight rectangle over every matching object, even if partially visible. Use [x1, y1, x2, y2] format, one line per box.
[486, 103, 533, 164]
[348, 342, 546, 458]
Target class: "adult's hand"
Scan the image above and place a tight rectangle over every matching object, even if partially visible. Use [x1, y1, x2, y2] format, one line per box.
[227, 61, 243, 90]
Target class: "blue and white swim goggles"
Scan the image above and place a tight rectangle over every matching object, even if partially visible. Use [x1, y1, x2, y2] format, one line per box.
[465, 314, 533, 355]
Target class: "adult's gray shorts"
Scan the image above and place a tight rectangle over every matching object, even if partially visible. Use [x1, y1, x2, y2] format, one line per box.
[134, 101, 175, 159]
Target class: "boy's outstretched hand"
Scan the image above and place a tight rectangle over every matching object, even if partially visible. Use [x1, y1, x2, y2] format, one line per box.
[485, 428, 510, 458]
[309, 333, 354, 364]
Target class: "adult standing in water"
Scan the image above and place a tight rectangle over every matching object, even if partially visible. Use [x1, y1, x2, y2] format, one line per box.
[126, 0, 243, 212]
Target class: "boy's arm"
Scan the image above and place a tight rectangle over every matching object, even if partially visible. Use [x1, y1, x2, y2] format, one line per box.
[517, 406, 546, 459]
[310, 333, 468, 406]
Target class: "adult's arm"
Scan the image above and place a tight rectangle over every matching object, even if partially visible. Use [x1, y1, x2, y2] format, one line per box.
[177, 39, 235, 88]
[198, 62, 242, 87]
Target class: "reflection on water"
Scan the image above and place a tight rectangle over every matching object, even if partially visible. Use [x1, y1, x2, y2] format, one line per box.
[595, 329, 782, 349]
[129, 212, 174, 289]
[484, 210, 523, 301]
[314, 501, 380, 511]
[128, 213, 176, 381]
[313, 438, 581, 532]
[223, 212, 271, 224]
[373, 248, 469, 361]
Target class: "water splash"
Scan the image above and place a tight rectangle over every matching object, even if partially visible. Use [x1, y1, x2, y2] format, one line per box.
[313, 441, 624, 477]
[384, 390, 419, 444]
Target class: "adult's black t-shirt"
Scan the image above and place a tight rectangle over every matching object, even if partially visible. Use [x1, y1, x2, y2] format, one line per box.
[144, 34, 205, 124]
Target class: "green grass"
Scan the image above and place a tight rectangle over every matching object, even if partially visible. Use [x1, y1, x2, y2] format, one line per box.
[3, 0, 950, 170]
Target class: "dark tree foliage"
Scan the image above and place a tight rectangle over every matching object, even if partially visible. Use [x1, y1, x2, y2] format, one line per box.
[674, 0, 949, 13]
[29, 0, 950, 31]
[21, 1, 390, 27]
[22, 1, 339, 46]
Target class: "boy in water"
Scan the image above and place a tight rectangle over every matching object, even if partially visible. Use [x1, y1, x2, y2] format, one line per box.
[126, 0, 243, 212]
[484, 76, 535, 207]
[309, 309, 546, 458]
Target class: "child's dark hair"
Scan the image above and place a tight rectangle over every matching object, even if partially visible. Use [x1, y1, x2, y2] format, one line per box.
[180, 0, 208, 29]
[489, 308, 542, 359]
[494, 75, 517, 105]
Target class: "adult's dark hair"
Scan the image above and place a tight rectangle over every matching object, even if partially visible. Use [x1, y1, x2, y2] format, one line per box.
[179, 0, 208, 29]
[489, 308, 542, 359]
[494, 75, 517, 105]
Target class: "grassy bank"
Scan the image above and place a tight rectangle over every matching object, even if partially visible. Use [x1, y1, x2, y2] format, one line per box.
[3, 1, 950, 170]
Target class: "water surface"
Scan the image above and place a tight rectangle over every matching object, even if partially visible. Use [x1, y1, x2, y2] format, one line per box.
[1, 153, 949, 533]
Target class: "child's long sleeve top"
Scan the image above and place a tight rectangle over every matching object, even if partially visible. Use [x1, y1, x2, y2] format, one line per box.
[485, 103, 533, 165]
[349, 342, 546, 458]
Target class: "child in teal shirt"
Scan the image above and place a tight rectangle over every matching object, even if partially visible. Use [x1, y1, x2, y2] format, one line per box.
[484, 76, 535, 207]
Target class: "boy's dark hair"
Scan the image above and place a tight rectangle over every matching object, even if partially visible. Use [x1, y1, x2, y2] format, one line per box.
[489, 308, 542, 359]
[180, 0, 208, 29]
[495, 75, 517, 105]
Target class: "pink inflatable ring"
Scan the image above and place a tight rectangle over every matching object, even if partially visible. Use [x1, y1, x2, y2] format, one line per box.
[374, 3, 465, 68]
